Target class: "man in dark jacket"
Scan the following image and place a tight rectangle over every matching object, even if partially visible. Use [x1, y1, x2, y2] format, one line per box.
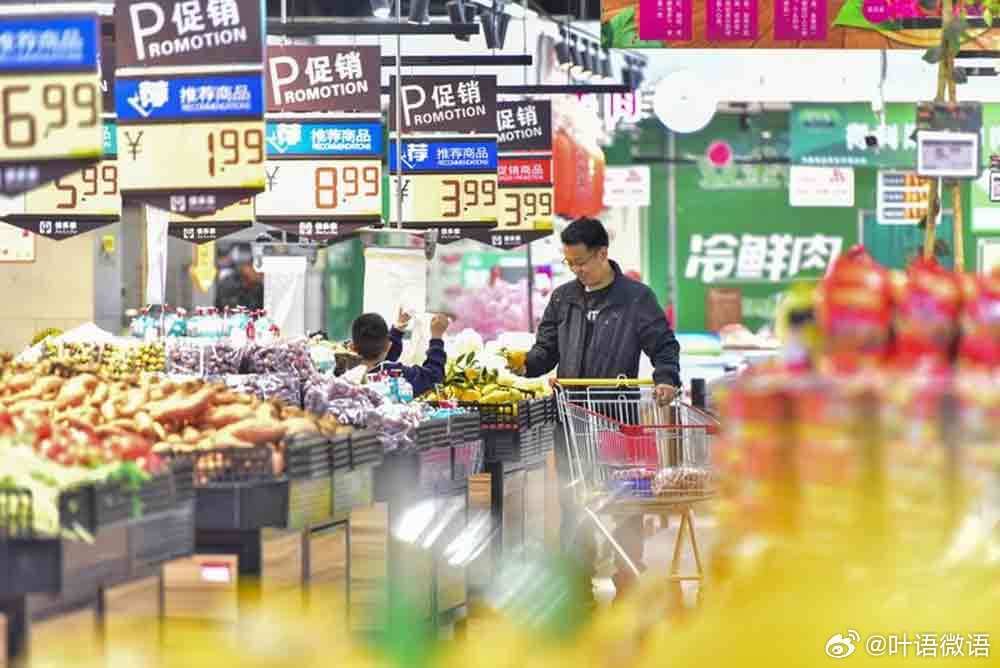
[508, 217, 681, 599]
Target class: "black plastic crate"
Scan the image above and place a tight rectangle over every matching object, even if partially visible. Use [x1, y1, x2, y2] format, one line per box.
[415, 418, 451, 451]
[0, 488, 35, 539]
[0, 538, 62, 597]
[332, 464, 375, 521]
[57, 459, 196, 534]
[285, 432, 334, 480]
[128, 501, 196, 572]
[350, 430, 384, 468]
[449, 411, 482, 446]
[373, 450, 423, 506]
[186, 446, 289, 531]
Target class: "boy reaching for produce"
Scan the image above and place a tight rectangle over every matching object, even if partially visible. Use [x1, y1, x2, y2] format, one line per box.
[349, 310, 449, 397]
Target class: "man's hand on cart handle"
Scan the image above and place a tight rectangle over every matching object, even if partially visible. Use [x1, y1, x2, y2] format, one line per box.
[655, 384, 678, 405]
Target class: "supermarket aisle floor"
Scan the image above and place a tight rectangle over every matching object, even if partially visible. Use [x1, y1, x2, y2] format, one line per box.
[594, 511, 718, 608]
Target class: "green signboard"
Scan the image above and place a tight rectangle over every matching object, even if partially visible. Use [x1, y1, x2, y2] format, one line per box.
[791, 103, 1000, 169]
[676, 113, 860, 333]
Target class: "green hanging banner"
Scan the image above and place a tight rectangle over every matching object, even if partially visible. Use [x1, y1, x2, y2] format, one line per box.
[790, 103, 1000, 170]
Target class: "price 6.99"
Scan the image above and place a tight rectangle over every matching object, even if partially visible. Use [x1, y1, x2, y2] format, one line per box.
[2, 80, 99, 150]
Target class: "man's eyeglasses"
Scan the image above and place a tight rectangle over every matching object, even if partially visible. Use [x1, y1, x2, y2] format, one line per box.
[562, 251, 597, 269]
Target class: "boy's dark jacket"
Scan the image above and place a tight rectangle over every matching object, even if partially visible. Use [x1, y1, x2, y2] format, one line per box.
[369, 327, 446, 396]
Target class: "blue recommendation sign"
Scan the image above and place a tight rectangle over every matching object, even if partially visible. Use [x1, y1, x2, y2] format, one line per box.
[0, 14, 99, 71]
[265, 120, 383, 157]
[388, 138, 498, 173]
[116, 73, 264, 122]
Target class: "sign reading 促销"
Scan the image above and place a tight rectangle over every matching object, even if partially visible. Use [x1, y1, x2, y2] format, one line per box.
[386, 75, 499, 229]
[266, 45, 379, 114]
[115, 0, 266, 215]
[1, 120, 120, 240]
[255, 118, 383, 241]
[116, 0, 264, 68]
[0, 10, 103, 195]
[496, 100, 554, 235]
[388, 75, 498, 134]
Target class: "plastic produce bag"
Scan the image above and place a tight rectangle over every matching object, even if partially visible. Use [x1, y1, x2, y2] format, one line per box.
[221, 374, 302, 407]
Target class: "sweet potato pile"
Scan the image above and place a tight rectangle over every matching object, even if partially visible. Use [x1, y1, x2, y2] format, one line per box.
[0, 363, 346, 475]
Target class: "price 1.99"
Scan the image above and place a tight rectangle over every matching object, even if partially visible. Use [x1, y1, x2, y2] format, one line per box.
[207, 128, 264, 178]
[501, 189, 553, 228]
[1, 74, 101, 159]
[441, 177, 496, 218]
[315, 165, 380, 209]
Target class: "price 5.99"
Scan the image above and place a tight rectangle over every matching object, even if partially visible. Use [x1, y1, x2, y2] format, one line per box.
[1, 77, 100, 155]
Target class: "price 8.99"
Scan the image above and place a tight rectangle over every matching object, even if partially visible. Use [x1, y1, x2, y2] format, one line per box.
[2, 77, 100, 155]
[502, 189, 552, 228]
[314, 165, 379, 209]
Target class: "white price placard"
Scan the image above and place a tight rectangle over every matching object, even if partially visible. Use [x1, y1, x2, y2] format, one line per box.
[788, 166, 854, 207]
[255, 159, 381, 220]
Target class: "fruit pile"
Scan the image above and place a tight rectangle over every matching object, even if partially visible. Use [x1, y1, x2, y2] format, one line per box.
[41, 340, 167, 377]
[420, 352, 549, 404]
[0, 365, 341, 477]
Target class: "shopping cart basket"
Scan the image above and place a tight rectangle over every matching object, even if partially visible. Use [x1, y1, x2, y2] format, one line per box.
[554, 379, 719, 586]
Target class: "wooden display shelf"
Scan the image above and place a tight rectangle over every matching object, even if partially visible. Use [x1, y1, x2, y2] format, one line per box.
[103, 575, 162, 653]
[306, 523, 348, 620]
[31, 603, 102, 664]
[163, 555, 239, 624]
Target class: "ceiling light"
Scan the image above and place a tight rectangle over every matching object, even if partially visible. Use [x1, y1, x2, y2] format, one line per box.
[447, 0, 471, 41]
[556, 39, 572, 70]
[569, 37, 585, 76]
[370, 0, 391, 19]
[407, 0, 430, 24]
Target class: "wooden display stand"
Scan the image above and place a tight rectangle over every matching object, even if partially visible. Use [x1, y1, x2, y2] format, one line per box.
[103, 575, 162, 654]
[305, 523, 348, 621]
[30, 604, 101, 664]
[347, 503, 389, 633]
[162, 555, 239, 624]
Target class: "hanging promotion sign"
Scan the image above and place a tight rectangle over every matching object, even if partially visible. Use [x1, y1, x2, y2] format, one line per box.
[388, 75, 498, 134]
[116, 0, 264, 69]
[168, 196, 254, 243]
[1, 120, 119, 240]
[0, 10, 103, 195]
[388, 136, 499, 228]
[606, 0, 1000, 50]
[99, 25, 114, 114]
[265, 45, 380, 114]
[115, 0, 266, 215]
[496, 100, 554, 235]
[255, 117, 383, 241]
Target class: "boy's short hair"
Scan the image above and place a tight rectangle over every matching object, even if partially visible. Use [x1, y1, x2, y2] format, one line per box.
[352, 313, 390, 360]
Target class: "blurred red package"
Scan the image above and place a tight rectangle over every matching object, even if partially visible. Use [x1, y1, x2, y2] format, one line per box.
[958, 268, 1000, 370]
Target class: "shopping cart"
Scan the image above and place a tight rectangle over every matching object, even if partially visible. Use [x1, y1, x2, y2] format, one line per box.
[554, 378, 719, 589]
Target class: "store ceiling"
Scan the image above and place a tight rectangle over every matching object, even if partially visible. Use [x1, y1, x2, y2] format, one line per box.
[264, 0, 598, 20]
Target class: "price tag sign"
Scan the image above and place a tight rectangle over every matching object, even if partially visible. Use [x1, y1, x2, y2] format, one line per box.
[0, 12, 103, 195]
[2, 120, 119, 240]
[256, 117, 383, 232]
[390, 173, 498, 227]
[168, 197, 253, 243]
[876, 171, 931, 225]
[117, 120, 266, 212]
[496, 156, 553, 231]
[386, 135, 498, 228]
[388, 75, 497, 135]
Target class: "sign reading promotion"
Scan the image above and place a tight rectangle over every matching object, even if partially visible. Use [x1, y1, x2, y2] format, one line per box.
[387, 75, 498, 229]
[266, 45, 379, 113]
[388, 75, 498, 134]
[496, 100, 553, 236]
[115, 0, 266, 216]
[116, 0, 264, 68]
[0, 10, 103, 195]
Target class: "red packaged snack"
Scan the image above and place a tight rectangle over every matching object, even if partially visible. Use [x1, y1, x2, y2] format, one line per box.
[958, 268, 1000, 370]
[891, 258, 962, 375]
[817, 245, 894, 374]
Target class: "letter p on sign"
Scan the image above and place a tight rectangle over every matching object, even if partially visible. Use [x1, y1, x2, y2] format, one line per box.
[400, 84, 425, 128]
[269, 55, 299, 106]
[130, 1, 165, 62]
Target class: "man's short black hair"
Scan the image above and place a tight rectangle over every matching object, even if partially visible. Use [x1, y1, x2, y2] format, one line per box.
[561, 217, 609, 249]
[352, 313, 390, 361]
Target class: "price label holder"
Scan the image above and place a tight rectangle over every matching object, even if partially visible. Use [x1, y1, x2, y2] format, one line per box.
[168, 197, 254, 243]
[876, 171, 932, 225]
[387, 135, 499, 228]
[0, 11, 103, 195]
[497, 155, 554, 231]
[256, 116, 383, 239]
[1, 119, 120, 240]
[435, 225, 553, 250]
